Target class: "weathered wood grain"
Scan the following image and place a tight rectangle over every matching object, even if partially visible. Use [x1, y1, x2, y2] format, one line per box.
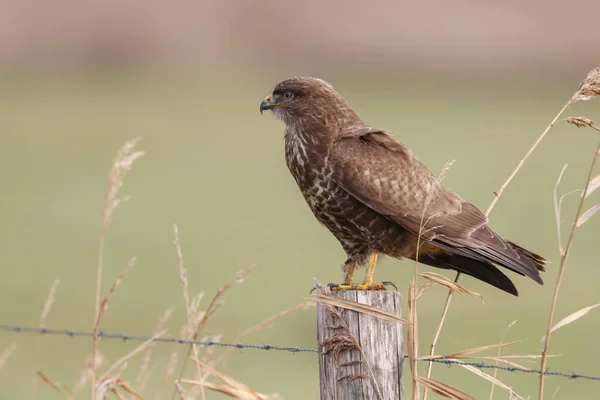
[317, 291, 404, 400]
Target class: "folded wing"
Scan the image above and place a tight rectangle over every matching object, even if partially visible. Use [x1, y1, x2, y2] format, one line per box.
[330, 129, 545, 284]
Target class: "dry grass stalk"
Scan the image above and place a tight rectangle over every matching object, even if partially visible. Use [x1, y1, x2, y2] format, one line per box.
[584, 174, 600, 199]
[414, 376, 476, 400]
[33, 279, 60, 399]
[71, 353, 105, 396]
[136, 362, 158, 398]
[414, 281, 435, 300]
[36, 370, 63, 393]
[489, 320, 517, 400]
[418, 341, 521, 362]
[135, 306, 175, 394]
[96, 375, 122, 400]
[407, 281, 419, 400]
[99, 330, 166, 385]
[422, 272, 459, 400]
[576, 204, 600, 227]
[0, 343, 16, 371]
[171, 265, 257, 400]
[308, 293, 407, 324]
[552, 165, 570, 256]
[184, 359, 279, 400]
[95, 258, 137, 335]
[40, 279, 60, 324]
[482, 358, 531, 371]
[101, 378, 143, 400]
[321, 333, 362, 365]
[539, 140, 600, 399]
[93, 137, 145, 399]
[172, 224, 204, 390]
[455, 362, 525, 400]
[173, 381, 186, 400]
[418, 272, 481, 299]
[541, 303, 600, 343]
[195, 265, 256, 339]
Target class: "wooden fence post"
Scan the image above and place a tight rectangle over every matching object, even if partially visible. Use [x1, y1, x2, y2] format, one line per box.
[317, 291, 404, 400]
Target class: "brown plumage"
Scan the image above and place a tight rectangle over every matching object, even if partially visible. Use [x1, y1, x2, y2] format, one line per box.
[260, 76, 547, 296]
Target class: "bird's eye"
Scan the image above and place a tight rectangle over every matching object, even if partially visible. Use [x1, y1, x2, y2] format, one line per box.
[283, 91, 294, 100]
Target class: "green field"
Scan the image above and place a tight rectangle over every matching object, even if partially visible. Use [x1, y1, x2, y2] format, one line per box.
[0, 72, 598, 399]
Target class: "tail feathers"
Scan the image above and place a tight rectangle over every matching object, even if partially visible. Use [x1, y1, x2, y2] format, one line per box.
[434, 225, 548, 286]
[506, 240, 548, 272]
[418, 252, 519, 296]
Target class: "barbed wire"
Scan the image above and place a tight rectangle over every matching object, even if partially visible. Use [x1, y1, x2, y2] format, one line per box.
[425, 358, 600, 381]
[0, 324, 317, 353]
[2, 323, 600, 382]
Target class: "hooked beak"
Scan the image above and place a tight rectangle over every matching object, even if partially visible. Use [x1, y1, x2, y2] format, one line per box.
[260, 95, 277, 115]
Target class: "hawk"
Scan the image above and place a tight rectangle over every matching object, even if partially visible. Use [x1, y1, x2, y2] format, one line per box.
[260, 76, 547, 295]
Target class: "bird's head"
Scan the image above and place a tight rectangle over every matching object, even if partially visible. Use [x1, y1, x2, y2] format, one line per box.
[260, 76, 358, 128]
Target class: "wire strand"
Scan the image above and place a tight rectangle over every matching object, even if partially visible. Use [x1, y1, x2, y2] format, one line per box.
[2, 323, 599, 381]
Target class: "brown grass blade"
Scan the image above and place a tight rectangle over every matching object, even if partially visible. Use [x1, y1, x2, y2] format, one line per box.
[111, 388, 128, 400]
[115, 380, 143, 400]
[306, 293, 408, 324]
[541, 303, 600, 343]
[456, 362, 525, 400]
[576, 204, 600, 227]
[418, 272, 482, 299]
[414, 376, 476, 400]
[36, 370, 63, 393]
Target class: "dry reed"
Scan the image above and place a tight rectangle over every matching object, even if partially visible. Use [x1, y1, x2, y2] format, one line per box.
[92, 137, 145, 399]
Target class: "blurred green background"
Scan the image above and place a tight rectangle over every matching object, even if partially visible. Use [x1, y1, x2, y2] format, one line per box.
[1, 1, 600, 399]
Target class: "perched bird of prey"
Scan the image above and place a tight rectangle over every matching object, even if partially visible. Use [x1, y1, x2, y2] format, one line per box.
[260, 76, 547, 295]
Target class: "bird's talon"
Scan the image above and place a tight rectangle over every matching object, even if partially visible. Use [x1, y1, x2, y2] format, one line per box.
[328, 283, 354, 291]
[381, 281, 398, 291]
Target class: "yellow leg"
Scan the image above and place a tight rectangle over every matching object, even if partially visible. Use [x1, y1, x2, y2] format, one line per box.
[354, 253, 388, 291]
[330, 261, 355, 291]
[342, 261, 355, 286]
